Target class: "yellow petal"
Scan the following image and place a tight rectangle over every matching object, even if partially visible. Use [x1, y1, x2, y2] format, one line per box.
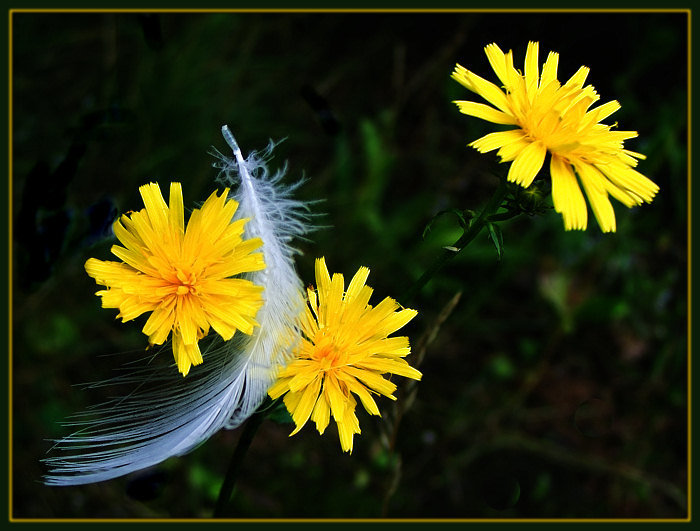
[576, 162, 617, 232]
[338, 401, 360, 453]
[562, 65, 590, 92]
[168, 182, 185, 235]
[289, 376, 322, 436]
[540, 51, 559, 87]
[142, 307, 175, 345]
[342, 285, 374, 326]
[496, 136, 532, 163]
[311, 390, 331, 434]
[97, 288, 127, 310]
[344, 366, 397, 398]
[453, 100, 518, 125]
[85, 258, 128, 284]
[452, 66, 512, 114]
[172, 330, 203, 376]
[112, 218, 147, 255]
[109, 244, 155, 275]
[171, 331, 189, 376]
[139, 183, 170, 235]
[324, 373, 349, 424]
[470, 129, 527, 154]
[287, 363, 323, 393]
[283, 390, 303, 418]
[588, 100, 621, 123]
[507, 140, 547, 188]
[268, 378, 291, 400]
[550, 155, 588, 230]
[176, 299, 198, 345]
[315, 257, 332, 309]
[117, 295, 157, 322]
[596, 163, 659, 203]
[345, 266, 370, 303]
[524, 41, 539, 101]
[359, 357, 423, 381]
[484, 43, 508, 86]
[346, 377, 380, 416]
[324, 273, 345, 328]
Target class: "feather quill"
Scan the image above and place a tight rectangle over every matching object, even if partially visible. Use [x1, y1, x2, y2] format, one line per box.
[43, 126, 309, 485]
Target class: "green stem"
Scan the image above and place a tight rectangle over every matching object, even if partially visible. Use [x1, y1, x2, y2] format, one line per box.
[213, 411, 265, 517]
[487, 210, 521, 223]
[403, 177, 509, 304]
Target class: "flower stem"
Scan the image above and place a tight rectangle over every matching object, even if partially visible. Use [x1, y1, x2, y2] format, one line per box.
[213, 411, 265, 517]
[402, 177, 509, 304]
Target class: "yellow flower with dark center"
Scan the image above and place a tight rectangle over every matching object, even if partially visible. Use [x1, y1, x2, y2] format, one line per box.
[452, 41, 659, 232]
[85, 182, 265, 376]
[268, 257, 421, 453]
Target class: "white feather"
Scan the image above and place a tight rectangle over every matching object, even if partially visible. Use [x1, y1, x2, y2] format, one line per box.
[43, 126, 309, 485]
[213, 125, 310, 428]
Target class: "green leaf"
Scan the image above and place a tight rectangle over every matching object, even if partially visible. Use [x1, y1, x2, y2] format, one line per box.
[266, 399, 294, 425]
[486, 221, 504, 260]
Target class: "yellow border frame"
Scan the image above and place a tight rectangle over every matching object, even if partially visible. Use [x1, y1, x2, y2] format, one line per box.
[7, 7, 692, 523]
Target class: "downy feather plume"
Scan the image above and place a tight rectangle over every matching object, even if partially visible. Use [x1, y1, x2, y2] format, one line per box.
[43, 126, 310, 485]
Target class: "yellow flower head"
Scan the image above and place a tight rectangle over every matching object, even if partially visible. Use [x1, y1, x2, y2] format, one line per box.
[268, 257, 422, 453]
[452, 41, 659, 232]
[85, 182, 265, 376]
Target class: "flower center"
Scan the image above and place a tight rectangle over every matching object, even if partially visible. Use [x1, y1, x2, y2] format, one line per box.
[313, 335, 349, 371]
[174, 267, 199, 296]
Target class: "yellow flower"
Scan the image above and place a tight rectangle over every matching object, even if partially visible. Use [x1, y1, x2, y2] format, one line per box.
[452, 41, 659, 232]
[268, 257, 421, 453]
[85, 182, 265, 376]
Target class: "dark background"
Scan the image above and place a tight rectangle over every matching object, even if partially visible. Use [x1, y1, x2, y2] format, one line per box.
[11, 11, 688, 519]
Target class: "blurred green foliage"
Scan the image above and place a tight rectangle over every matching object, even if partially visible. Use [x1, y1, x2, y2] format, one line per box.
[12, 10, 687, 519]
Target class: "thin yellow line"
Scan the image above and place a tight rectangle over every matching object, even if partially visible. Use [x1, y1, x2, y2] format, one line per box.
[686, 10, 692, 521]
[6, 7, 693, 13]
[8, 517, 694, 523]
[8, 9, 13, 520]
[7, 8, 691, 522]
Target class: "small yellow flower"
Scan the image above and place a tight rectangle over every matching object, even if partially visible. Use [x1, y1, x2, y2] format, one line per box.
[269, 257, 421, 453]
[85, 182, 265, 376]
[452, 41, 659, 232]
